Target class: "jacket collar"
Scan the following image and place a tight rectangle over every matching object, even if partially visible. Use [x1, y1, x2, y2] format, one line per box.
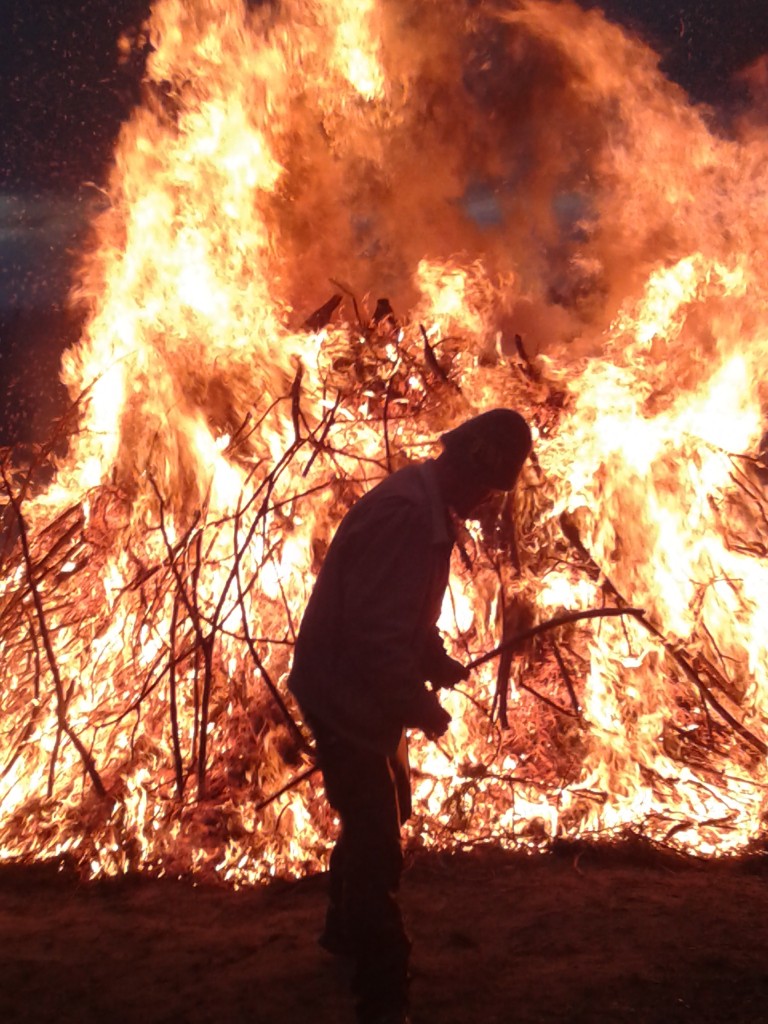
[420, 460, 455, 546]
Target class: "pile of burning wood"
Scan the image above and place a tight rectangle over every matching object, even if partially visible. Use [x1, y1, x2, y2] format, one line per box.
[1, 292, 767, 883]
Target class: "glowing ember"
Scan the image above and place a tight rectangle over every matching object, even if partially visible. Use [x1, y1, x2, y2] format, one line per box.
[1, 0, 768, 883]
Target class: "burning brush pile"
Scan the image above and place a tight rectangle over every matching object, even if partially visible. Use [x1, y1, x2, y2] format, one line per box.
[2, 0, 768, 883]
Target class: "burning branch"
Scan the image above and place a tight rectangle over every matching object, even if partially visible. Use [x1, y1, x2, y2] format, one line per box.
[420, 323, 462, 393]
[0, 461, 107, 799]
[632, 615, 768, 758]
[468, 606, 647, 670]
[3, 299, 767, 880]
[168, 595, 185, 798]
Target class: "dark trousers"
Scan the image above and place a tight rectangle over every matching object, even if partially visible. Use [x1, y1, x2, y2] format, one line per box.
[309, 717, 412, 1020]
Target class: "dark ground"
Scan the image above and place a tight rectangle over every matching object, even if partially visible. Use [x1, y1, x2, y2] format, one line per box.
[2, 843, 768, 1024]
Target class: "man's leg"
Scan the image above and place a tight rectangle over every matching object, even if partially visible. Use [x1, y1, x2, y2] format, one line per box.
[311, 722, 410, 1022]
[318, 830, 349, 955]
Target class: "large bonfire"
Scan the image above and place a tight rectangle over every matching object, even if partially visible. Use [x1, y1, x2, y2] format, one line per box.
[1, 0, 768, 884]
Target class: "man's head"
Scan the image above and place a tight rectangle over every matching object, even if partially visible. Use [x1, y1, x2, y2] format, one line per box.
[436, 408, 532, 518]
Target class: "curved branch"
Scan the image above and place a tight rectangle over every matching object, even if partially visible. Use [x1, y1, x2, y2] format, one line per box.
[468, 607, 646, 670]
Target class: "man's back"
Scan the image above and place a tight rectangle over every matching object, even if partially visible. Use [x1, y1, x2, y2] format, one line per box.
[288, 461, 453, 754]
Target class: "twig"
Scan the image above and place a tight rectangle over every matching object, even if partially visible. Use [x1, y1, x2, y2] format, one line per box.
[149, 478, 212, 794]
[231, 505, 312, 757]
[253, 763, 319, 812]
[513, 333, 540, 382]
[197, 634, 215, 798]
[290, 361, 304, 443]
[47, 721, 63, 799]
[329, 278, 364, 330]
[0, 463, 107, 798]
[519, 679, 580, 719]
[551, 640, 582, 717]
[468, 607, 646, 670]
[168, 594, 185, 799]
[382, 364, 399, 475]
[633, 616, 768, 757]
[302, 391, 342, 478]
[419, 323, 461, 392]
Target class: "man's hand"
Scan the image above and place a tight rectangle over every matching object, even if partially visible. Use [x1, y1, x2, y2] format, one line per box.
[422, 700, 452, 740]
[431, 655, 469, 690]
[407, 689, 452, 740]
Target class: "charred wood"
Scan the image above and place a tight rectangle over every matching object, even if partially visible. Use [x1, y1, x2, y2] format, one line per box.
[302, 293, 342, 332]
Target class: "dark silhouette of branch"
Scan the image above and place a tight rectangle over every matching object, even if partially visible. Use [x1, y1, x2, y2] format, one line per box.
[0, 462, 107, 798]
[469, 607, 646, 670]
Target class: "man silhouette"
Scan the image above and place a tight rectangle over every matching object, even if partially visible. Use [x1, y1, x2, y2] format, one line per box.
[289, 408, 533, 1024]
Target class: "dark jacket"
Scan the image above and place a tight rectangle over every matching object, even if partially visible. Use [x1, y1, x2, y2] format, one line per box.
[288, 460, 455, 756]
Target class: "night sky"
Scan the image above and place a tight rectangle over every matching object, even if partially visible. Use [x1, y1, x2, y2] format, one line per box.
[0, 0, 150, 191]
[594, 0, 768, 103]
